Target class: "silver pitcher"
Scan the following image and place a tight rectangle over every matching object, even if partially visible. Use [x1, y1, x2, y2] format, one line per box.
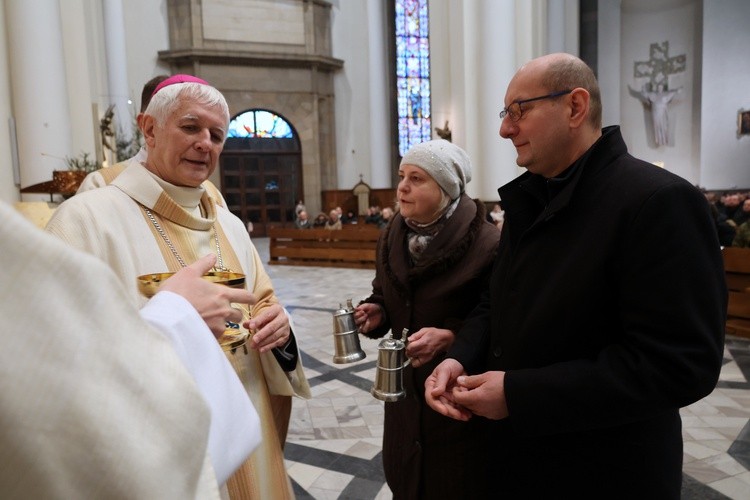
[371, 328, 410, 402]
[332, 299, 366, 364]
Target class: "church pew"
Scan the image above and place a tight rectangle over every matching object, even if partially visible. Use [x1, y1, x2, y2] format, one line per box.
[723, 247, 750, 339]
[267, 227, 380, 269]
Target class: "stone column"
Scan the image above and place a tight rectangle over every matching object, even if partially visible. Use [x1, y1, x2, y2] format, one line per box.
[103, 0, 132, 144]
[367, 0, 390, 189]
[5, 0, 73, 195]
[0, 4, 18, 202]
[465, 0, 519, 200]
[547, 0, 579, 54]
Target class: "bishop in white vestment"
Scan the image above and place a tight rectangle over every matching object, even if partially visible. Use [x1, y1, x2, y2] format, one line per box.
[46, 76, 311, 499]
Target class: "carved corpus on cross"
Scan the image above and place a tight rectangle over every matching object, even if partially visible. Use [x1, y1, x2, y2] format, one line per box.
[630, 41, 686, 146]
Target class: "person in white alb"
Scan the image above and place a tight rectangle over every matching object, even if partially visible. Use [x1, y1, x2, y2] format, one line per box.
[0, 200, 260, 498]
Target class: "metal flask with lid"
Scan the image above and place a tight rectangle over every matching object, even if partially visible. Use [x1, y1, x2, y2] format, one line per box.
[332, 299, 366, 364]
[371, 328, 411, 402]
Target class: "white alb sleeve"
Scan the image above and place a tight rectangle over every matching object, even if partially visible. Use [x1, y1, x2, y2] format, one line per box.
[139, 291, 261, 485]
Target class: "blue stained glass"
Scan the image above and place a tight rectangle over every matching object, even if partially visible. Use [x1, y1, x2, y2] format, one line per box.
[227, 110, 293, 139]
[395, 0, 431, 156]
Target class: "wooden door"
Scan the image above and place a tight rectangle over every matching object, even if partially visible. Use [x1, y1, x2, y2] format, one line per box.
[220, 151, 302, 237]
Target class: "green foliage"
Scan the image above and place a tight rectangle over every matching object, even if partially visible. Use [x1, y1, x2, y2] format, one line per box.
[64, 151, 101, 173]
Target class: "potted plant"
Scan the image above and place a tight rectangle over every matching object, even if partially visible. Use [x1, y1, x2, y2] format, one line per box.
[53, 151, 100, 194]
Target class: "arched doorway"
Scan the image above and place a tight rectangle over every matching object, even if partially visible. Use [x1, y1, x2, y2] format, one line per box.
[220, 109, 302, 237]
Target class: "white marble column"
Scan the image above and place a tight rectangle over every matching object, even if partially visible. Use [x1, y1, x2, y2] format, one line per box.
[102, 0, 132, 143]
[463, 0, 520, 200]
[367, 0, 391, 188]
[0, 4, 19, 202]
[598, 0, 621, 128]
[547, 0, 579, 54]
[5, 0, 73, 195]
[514, 0, 546, 69]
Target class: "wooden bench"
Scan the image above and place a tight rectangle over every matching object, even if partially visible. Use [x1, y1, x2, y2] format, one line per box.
[267, 227, 380, 269]
[723, 247, 750, 339]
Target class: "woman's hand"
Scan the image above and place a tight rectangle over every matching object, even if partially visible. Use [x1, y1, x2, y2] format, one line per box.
[353, 303, 384, 334]
[406, 328, 455, 368]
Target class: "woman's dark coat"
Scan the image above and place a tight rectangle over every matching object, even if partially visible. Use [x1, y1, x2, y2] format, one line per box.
[362, 194, 500, 499]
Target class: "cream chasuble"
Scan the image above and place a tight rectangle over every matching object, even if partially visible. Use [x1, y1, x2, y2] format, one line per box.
[46, 163, 311, 500]
[1, 200, 220, 499]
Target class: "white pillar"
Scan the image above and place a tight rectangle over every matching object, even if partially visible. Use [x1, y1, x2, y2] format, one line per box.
[60, 0, 98, 162]
[367, 0, 390, 188]
[0, 3, 19, 202]
[515, 0, 546, 65]
[464, 0, 519, 200]
[5, 0, 73, 194]
[598, 0, 621, 128]
[547, 0, 566, 53]
[102, 0, 132, 143]
[546, 1, 580, 54]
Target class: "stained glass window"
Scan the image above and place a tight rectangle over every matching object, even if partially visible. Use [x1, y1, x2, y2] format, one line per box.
[395, 0, 431, 156]
[227, 109, 293, 139]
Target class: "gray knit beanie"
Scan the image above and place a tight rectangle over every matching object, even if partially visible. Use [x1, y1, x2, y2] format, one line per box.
[399, 139, 472, 200]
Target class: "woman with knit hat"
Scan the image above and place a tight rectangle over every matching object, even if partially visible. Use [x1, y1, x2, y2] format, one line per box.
[354, 139, 500, 499]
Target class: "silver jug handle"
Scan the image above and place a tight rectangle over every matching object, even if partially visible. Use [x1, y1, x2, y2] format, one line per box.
[401, 328, 411, 367]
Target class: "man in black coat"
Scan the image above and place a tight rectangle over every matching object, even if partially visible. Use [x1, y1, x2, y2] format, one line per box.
[425, 53, 726, 498]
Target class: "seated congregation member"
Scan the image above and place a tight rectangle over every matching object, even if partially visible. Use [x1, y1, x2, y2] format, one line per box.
[426, 53, 725, 498]
[77, 74, 226, 206]
[46, 75, 310, 499]
[733, 197, 750, 227]
[733, 219, 750, 247]
[364, 205, 383, 225]
[313, 212, 328, 228]
[1, 200, 260, 497]
[341, 209, 357, 224]
[354, 139, 500, 499]
[711, 202, 737, 247]
[718, 191, 741, 225]
[324, 208, 342, 230]
[294, 209, 312, 229]
[378, 206, 394, 229]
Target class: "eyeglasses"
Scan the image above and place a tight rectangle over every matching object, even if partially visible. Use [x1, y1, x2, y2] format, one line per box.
[498, 90, 573, 122]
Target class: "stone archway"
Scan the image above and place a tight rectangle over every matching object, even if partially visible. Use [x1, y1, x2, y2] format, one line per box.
[220, 109, 302, 237]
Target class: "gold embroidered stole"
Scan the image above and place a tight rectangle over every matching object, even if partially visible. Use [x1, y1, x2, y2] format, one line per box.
[138, 192, 293, 500]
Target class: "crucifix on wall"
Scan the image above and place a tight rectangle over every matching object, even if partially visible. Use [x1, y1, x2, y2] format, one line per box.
[628, 41, 686, 147]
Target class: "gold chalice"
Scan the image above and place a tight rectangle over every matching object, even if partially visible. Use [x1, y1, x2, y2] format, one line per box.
[137, 271, 249, 352]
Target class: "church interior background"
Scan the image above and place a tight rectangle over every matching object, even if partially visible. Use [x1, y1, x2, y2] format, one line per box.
[1, 0, 749, 498]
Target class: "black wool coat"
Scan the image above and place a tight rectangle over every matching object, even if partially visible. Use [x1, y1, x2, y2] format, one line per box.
[451, 126, 727, 499]
[362, 194, 500, 500]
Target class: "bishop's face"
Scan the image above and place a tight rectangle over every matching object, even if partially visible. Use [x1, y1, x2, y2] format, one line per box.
[142, 97, 227, 187]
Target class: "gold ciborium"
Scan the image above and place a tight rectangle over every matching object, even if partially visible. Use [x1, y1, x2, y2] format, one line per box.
[137, 271, 249, 352]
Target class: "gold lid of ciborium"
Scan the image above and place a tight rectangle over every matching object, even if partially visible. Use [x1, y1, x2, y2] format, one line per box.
[137, 271, 248, 352]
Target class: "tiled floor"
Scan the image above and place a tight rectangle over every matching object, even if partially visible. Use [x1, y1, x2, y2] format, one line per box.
[253, 237, 750, 499]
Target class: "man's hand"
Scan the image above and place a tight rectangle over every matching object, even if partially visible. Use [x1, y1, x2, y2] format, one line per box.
[159, 254, 256, 338]
[425, 358, 472, 421]
[245, 303, 290, 353]
[452, 371, 509, 420]
[406, 327, 455, 368]
[354, 303, 383, 334]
